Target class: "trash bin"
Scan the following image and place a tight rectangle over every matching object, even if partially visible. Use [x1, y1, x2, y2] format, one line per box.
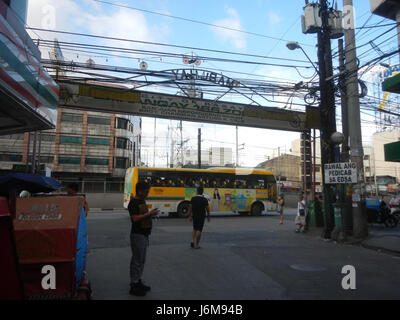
[307, 200, 324, 228]
[332, 203, 345, 231]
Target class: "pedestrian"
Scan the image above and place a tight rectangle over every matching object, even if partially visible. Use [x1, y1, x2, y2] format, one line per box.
[67, 183, 89, 217]
[295, 195, 307, 233]
[128, 181, 160, 297]
[188, 187, 210, 249]
[277, 194, 285, 225]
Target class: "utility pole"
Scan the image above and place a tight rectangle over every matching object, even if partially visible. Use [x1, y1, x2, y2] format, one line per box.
[343, 0, 368, 239]
[339, 39, 349, 162]
[198, 128, 202, 169]
[236, 126, 239, 168]
[339, 38, 352, 235]
[153, 118, 157, 168]
[318, 0, 337, 239]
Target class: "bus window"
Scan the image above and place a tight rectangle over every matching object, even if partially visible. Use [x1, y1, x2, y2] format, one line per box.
[248, 175, 266, 189]
[235, 177, 249, 189]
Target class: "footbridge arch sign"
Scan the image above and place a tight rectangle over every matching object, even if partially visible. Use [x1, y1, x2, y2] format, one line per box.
[59, 82, 318, 132]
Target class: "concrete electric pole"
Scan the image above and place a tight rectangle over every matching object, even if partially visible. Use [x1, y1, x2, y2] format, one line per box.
[343, 0, 368, 239]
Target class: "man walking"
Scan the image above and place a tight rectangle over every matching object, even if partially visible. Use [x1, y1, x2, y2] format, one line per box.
[188, 187, 210, 249]
[128, 181, 159, 296]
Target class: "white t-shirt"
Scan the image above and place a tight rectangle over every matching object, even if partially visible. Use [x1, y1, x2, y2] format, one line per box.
[297, 200, 306, 216]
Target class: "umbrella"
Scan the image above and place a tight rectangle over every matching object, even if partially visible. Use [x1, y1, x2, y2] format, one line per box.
[0, 173, 64, 196]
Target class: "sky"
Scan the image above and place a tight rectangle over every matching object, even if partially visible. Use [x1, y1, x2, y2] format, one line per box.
[25, 0, 400, 167]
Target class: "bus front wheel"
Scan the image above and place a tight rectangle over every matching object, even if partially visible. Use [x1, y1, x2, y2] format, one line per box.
[177, 202, 191, 218]
[251, 203, 264, 216]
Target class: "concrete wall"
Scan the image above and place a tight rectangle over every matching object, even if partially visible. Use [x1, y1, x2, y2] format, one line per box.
[86, 193, 125, 210]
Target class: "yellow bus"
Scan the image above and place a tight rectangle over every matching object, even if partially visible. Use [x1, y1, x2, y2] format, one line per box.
[124, 167, 277, 217]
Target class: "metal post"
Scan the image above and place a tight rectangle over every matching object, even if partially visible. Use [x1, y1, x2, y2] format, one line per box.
[278, 147, 281, 195]
[31, 131, 38, 174]
[236, 126, 239, 168]
[38, 131, 42, 174]
[153, 118, 156, 168]
[344, 0, 368, 238]
[396, 11, 400, 64]
[180, 121, 184, 166]
[198, 128, 201, 169]
[25, 132, 31, 173]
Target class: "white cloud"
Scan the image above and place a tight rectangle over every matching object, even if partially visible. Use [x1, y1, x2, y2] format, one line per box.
[211, 8, 246, 50]
[27, 0, 170, 63]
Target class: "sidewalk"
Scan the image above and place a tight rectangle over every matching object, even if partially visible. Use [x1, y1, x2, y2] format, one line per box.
[305, 225, 400, 255]
[361, 234, 400, 255]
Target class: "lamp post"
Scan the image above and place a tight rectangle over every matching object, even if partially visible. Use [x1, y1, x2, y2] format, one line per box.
[286, 41, 320, 75]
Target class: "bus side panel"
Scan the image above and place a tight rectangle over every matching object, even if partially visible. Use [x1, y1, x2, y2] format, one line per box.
[146, 201, 180, 217]
[147, 187, 186, 216]
[123, 168, 135, 209]
[188, 188, 256, 213]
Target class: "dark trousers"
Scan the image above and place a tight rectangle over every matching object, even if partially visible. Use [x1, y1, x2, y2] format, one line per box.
[130, 233, 149, 286]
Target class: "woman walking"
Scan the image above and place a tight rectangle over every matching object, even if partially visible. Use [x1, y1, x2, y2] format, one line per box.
[277, 194, 285, 225]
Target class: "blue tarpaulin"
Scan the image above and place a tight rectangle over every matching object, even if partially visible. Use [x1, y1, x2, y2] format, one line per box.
[75, 207, 88, 290]
[0, 173, 63, 195]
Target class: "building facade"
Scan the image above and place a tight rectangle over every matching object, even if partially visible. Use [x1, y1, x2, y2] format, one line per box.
[182, 147, 233, 167]
[0, 108, 142, 189]
[366, 130, 400, 191]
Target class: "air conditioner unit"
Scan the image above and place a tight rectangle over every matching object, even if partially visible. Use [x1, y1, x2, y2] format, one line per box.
[302, 3, 322, 34]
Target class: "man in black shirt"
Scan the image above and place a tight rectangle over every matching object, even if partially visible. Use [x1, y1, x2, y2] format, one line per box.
[188, 187, 210, 249]
[128, 181, 159, 296]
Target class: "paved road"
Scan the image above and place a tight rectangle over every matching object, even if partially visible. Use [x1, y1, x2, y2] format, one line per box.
[86, 210, 400, 300]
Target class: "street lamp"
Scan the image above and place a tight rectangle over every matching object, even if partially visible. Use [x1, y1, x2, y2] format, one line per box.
[286, 41, 320, 75]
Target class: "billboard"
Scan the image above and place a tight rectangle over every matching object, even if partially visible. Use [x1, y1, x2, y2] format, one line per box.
[60, 83, 308, 132]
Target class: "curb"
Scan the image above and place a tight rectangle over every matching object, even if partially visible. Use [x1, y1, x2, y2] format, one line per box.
[305, 229, 400, 256]
[360, 242, 400, 256]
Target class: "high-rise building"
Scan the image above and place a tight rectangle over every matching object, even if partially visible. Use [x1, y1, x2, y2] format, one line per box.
[182, 147, 233, 167]
[209, 147, 233, 167]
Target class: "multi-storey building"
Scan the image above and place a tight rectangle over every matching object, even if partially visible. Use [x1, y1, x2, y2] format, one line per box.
[182, 147, 233, 167]
[0, 108, 142, 190]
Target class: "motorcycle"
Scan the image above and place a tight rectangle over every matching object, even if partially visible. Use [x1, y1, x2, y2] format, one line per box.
[366, 198, 399, 228]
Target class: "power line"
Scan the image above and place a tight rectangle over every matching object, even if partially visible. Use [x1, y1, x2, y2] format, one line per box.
[28, 28, 312, 66]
